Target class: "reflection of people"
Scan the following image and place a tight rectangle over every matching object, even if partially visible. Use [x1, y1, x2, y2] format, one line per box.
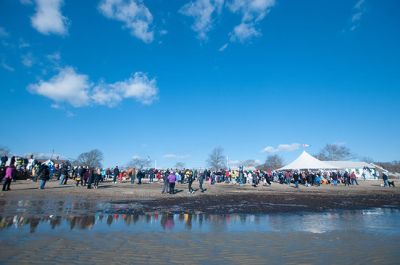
[160, 214, 175, 230]
[107, 215, 114, 226]
[185, 213, 192, 230]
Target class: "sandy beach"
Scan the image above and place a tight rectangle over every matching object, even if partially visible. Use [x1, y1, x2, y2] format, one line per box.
[1, 179, 399, 217]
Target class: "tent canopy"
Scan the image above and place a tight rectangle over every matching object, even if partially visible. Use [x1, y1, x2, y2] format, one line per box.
[278, 151, 337, 170]
[325, 161, 375, 169]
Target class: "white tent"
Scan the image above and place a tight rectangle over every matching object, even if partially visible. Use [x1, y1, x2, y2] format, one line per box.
[325, 161, 375, 169]
[278, 151, 337, 170]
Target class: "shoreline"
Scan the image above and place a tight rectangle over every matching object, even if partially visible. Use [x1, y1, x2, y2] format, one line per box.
[0, 179, 399, 217]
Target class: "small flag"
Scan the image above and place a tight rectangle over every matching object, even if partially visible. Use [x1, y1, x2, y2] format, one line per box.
[302, 144, 310, 148]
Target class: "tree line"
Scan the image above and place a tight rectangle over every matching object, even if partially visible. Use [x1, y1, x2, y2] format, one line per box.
[1, 144, 399, 173]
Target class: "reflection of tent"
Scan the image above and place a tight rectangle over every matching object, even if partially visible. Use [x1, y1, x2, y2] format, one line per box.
[278, 151, 337, 170]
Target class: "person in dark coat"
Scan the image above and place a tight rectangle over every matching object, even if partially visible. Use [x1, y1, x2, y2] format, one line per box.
[162, 170, 169, 194]
[293, 171, 300, 188]
[198, 171, 206, 192]
[59, 164, 69, 185]
[187, 170, 194, 193]
[137, 170, 143, 184]
[87, 168, 94, 189]
[382, 172, 389, 187]
[0, 155, 8, 167]
[113, 166, 119, 184]
[331, 171, 338, 186]
[343, 171, 350, 186]
[38, 164, 50, 190]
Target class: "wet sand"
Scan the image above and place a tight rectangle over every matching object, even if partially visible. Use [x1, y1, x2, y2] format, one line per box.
[1, 231, 398, 265]
[0, 179, 399, 216]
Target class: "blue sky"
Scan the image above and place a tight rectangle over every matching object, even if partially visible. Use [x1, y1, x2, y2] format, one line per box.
[0, 0, 399, 168]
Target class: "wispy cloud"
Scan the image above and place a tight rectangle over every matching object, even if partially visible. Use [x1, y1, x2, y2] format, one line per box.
[1, 60, 15, 72]
[30, 0, 69, 35]
[262, 143, 301, 153]
[0, 27, 9, 38]
[180, 0, 224, 40]
[98, 0, 154, 43]
[21, 53, 35, 67]
[219, 43, 228, 51]
[20, 0, 33, 5]
[349, 0, 366, 31]
[18, 39, 30, 48]
[228, 0, 275, 42]
[28, 66, 159, 107]
[163, 154, 190, 159]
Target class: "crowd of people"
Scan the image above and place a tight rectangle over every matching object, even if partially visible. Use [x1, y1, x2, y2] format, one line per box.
[0, 154, 392, 193]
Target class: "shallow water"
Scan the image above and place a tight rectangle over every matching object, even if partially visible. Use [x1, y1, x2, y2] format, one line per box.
[1, 209, 399, 264]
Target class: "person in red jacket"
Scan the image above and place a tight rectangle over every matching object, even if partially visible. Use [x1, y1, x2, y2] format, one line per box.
[350, 171, 359, 185]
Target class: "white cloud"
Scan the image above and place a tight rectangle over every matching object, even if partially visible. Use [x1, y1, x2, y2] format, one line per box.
[28, 67, 91, 107]
[228, 0, 275, 42]
[180, 0, 224, 40]
[1, 61, 15, 72]
[0, 27, 9, 38]
[91, 83, 122, 107]
[230, 22, 260, 42]
[21, 53, 34, 67]
[31, 0, 69, 35]
[113, 72, 158, 104]
[30, 152, 66, 160]
[99, 0, 154, 43]
[29, 67, 159, 108]
[262, 143, 301, 153]
[163, 154, 190, 159]
[92, 72, 158, 106]
[350, 0, 366, 31]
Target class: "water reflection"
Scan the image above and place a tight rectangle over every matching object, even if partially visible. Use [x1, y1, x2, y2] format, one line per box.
[1, 208, 400, 235]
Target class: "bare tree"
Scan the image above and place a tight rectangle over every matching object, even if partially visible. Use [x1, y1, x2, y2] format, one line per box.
[75, 149, 103, 168]
[129, 157, 151, 169]
[175, 162, 185, 169]
[264, 155, 284, 170]
[315, 144, 353, 161]
[360, 156, 374, 163]
[0, 146, 11, 157]
[375, 161, 400, 174]
[241, 159, 259, 168]
[207, 147, 226, 170]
